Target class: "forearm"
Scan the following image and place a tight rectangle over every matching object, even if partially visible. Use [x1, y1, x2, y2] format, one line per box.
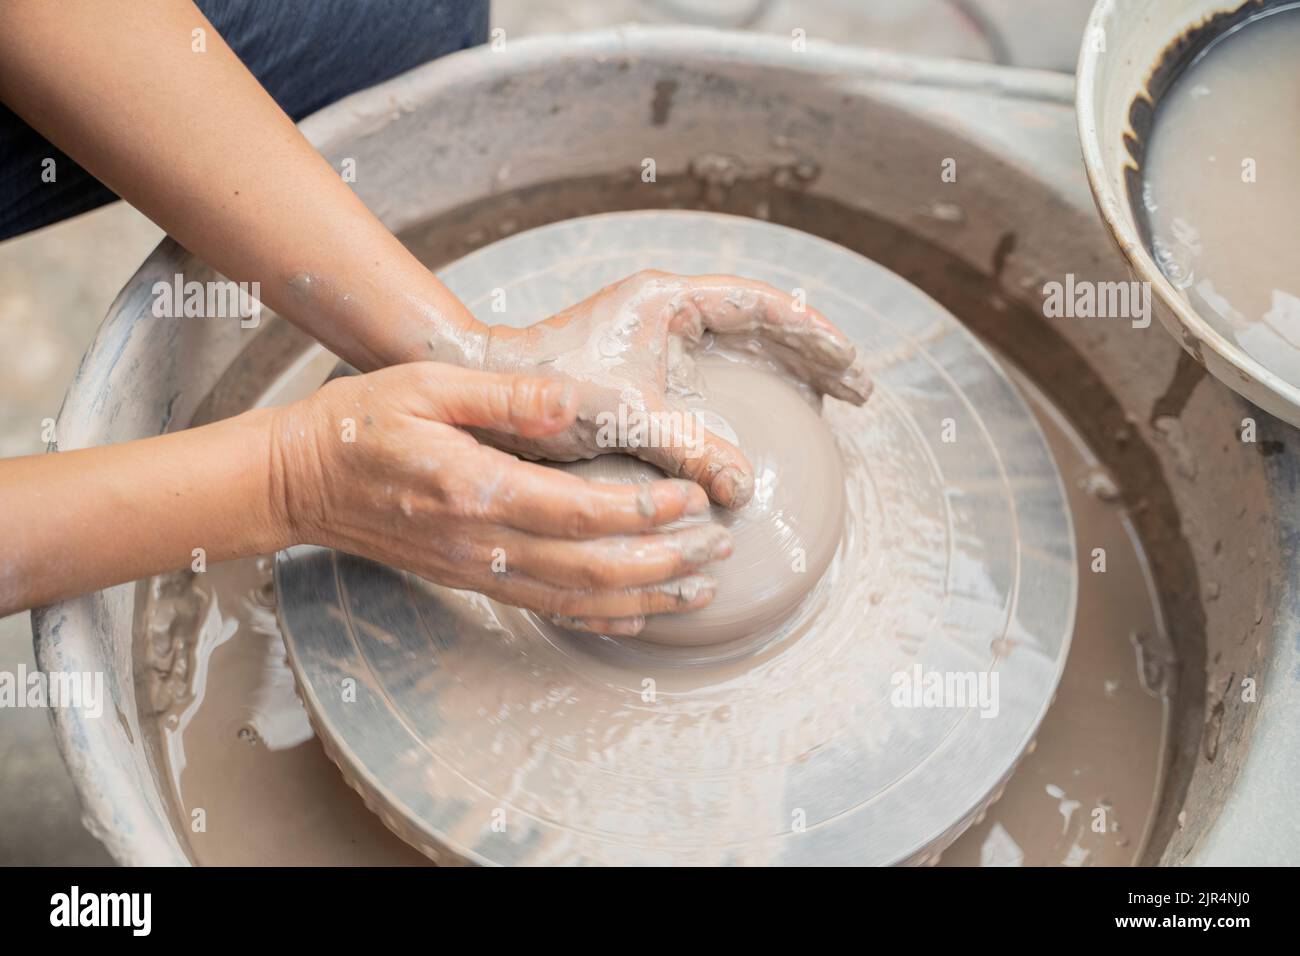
[0, 409, 289, 616]
[0, 0, 484, 371]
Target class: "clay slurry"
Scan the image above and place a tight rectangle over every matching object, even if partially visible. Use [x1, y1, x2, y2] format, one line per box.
[557, 355, 846, 647]
[1142, 3, 1300, 383]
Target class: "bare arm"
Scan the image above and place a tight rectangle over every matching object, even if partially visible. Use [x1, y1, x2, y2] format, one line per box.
[0, 364, 724, 630]
[0, 0, 480, 371]
[0, 0, 871, 513]
[0, 409, 287, 614]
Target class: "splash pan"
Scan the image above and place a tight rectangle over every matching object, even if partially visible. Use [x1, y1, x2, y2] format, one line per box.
[275, 211, 1077, 865]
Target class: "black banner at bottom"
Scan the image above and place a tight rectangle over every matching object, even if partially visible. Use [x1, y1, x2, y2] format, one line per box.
[0, 865, 1276, 941]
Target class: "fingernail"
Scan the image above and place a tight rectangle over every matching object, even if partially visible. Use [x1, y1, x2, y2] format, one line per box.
[710, 529, 734, 560]
[680, 482, 711, 515]
[839, 365, 872, 405]
[636, 486, 657, 518]
[712, 466, 754, 508]
[680, 526, 730, 564]
[666, 575, 716, 606]
[607, 616, 645, 637]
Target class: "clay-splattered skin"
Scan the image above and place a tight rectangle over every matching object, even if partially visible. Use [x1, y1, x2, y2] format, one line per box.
[0, 361, 732, 633]
[0, 0, 864, 630]
[275, 363, 733, 635]
[481, 270, 872, 507]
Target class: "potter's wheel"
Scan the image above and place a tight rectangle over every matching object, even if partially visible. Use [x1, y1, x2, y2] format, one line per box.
[276, 211, 1077, 865]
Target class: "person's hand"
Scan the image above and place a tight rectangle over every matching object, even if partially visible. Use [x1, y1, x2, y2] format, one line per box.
[480, 270, 871, 508]
[271, 362, 733, 636]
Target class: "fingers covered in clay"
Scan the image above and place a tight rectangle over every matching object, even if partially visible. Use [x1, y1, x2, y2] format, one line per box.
[468, 447, 710, 536]
[401, 363, 579, 438]
[275, 361, 732, 620]
[628, 399, 756, 508]
[468, 269, 871, 514]
[482, 572, 718, 621]
[670, 274, 873, 404]
[553, 616, 648, 637]
[496, 522, 733, 589]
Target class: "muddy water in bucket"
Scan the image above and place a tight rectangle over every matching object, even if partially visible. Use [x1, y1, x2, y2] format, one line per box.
[139, 213, 1171, 865]
[1142, 3, 1300, 383]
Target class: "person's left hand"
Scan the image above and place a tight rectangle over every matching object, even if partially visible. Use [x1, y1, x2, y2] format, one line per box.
[480, 270, 871, 508]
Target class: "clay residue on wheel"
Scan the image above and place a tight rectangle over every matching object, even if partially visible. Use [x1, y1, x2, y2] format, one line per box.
[138, 173, 1228, 866]
[401, 175, 1213, 864]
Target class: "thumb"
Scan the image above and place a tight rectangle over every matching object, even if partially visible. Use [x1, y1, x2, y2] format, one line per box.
[411, 363, 576, 438]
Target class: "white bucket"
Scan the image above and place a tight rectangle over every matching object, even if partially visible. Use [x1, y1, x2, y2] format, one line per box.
[1076, 0, 1300, 424]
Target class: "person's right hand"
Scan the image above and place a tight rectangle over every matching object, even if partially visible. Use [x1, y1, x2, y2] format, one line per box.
[270, 362, 732, 636]
[480, 270, 872, 509]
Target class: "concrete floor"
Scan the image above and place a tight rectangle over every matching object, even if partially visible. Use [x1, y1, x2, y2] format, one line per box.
[0, 0, 1092, 866]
